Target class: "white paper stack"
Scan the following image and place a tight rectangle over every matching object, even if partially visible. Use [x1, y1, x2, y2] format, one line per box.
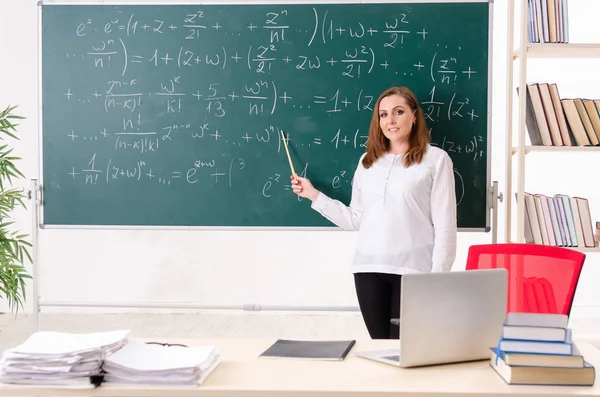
[102, 341, 220, 387]
[0, 330, 130, 389]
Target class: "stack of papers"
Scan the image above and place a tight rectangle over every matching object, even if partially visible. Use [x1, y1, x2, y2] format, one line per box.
[0, 330, 130, 389]
[102, 341, 220, 387]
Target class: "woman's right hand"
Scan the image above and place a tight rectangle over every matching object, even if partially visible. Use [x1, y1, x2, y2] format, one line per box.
[291, 175, 320, 201]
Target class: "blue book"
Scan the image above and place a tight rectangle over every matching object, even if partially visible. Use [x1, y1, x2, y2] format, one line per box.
[490, 348, 595, 386]
[497, 329, 573, 356]
[489, 346, 584, 368]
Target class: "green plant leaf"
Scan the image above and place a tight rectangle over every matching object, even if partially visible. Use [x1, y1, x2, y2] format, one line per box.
[0, 105, 31, 315]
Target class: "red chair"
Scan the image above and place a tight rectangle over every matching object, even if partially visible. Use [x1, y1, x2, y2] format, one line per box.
[465, 244, 585, 316]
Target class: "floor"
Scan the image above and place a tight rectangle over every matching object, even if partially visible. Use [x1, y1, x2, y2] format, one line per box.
[2, 311, 600, 352]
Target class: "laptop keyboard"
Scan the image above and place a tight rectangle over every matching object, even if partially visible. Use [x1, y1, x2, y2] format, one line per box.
[382, 355, 400, 361]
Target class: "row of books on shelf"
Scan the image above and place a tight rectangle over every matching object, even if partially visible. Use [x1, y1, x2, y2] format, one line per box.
[527, 0, 569, 43]
[490, 312, 594, 386]
[522, 83, 600, 147]
[519, 193, 597, 248]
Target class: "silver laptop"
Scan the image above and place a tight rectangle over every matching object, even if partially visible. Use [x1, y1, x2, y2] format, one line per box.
[354, 269, 508, 368]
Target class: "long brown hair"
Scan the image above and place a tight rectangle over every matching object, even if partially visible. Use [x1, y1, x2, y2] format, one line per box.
[362, 86, 430, 168]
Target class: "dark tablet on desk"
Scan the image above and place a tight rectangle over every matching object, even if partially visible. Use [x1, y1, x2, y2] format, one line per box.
[259, 339, 356, 361]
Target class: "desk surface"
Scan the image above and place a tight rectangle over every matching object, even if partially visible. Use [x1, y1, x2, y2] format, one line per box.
[1, 338, 600, 397]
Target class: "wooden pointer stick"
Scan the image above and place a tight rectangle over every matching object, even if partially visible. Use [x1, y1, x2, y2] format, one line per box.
[281, 130, 297, 177]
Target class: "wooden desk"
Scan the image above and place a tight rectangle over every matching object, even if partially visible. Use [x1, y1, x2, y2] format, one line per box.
[1, 338, 599, 397]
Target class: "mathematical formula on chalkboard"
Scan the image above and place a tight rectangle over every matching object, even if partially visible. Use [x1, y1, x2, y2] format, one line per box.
[41, 3, 490, 227]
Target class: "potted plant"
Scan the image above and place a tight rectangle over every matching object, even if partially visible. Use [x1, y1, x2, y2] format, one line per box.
[0, 105, 32, 315]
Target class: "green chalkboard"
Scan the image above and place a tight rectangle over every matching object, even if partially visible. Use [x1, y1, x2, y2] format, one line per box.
[41, 2, 491, 229]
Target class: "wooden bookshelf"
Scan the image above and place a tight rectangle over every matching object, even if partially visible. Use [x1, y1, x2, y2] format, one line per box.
[513, 43, 600, 59]
[507, 243, 600, 253]
[572, 246, 600, 253]
[505, 1, 600, 249]
[511, 146, 600, 155]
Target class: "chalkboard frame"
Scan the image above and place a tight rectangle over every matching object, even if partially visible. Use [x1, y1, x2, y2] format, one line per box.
[37, 0, 494, 232]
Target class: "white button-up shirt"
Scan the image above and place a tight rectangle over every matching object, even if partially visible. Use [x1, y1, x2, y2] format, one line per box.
[311, 145, 457, 274]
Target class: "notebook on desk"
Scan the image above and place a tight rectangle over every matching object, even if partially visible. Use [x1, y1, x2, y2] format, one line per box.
[355, 269, 508, 368]
[259, 339, 356, 361]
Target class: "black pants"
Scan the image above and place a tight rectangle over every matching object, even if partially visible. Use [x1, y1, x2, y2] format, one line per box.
[353, 273, 402, 339]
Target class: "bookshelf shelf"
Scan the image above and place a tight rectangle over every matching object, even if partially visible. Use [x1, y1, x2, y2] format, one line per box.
[507, 243, 600, 253]
[510, 146, 600, 155]
[513, 43, 600, 59]
[572, 246, 600, 253]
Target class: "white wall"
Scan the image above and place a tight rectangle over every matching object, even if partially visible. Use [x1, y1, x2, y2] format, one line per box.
[0, 0, 598, 316]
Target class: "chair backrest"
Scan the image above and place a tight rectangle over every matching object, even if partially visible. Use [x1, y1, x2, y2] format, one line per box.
[465, 244, 586, 316]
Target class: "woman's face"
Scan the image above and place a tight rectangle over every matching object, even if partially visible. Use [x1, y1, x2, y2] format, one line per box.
[378, 94, 416, 146]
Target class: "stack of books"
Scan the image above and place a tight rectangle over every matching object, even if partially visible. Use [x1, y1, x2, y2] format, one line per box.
[489, 312, 595, 385]
[527, 0, 569, 43]
[522, 82, 600, 148]
[518, 192, 596, 248]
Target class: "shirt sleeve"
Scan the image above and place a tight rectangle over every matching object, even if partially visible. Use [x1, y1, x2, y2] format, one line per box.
[431, 152, 457, 272]
[310, 158, 364, 231]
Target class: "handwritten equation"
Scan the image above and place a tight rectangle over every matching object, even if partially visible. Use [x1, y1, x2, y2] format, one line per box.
[67, 149, 468, 207]
[74, 8, 479, 82]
